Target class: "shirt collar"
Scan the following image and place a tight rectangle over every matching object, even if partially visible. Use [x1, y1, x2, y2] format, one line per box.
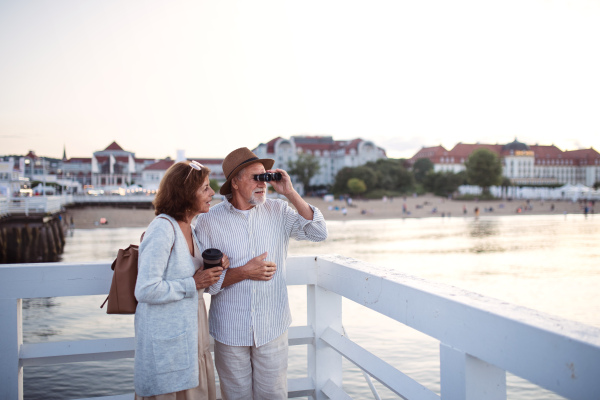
[222, 196, 260, 214]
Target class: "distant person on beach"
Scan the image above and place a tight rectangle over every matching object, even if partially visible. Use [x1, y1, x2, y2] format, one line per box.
[134, 161, 228, 399]
[195, 147, 328, 400]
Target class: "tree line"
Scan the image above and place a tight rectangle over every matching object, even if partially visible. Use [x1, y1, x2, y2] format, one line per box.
[286, 148, 505, 198]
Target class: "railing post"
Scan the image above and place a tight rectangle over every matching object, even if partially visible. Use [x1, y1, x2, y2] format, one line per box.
[440, 343, 506, 400]
[0, 298, 24, 400]
[307, 283, 343, 400]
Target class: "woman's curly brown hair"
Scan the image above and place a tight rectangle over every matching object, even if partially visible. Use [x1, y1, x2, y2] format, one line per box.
[153, 161, 211, 221]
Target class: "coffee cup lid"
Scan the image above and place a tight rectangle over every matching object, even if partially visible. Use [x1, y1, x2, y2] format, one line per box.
[202, 248, 223, 261]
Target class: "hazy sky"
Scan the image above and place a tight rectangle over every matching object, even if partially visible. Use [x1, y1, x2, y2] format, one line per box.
[1, 0, 599, 160]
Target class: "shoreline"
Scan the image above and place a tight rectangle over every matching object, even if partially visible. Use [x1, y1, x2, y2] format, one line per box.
[66, 195, 592, 229]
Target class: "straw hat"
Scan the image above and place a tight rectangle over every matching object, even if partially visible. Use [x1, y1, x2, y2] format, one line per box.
[219, 147, 274, 195]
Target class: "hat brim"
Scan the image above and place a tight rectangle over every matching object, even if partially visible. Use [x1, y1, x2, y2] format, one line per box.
[219, 158, 275, 195]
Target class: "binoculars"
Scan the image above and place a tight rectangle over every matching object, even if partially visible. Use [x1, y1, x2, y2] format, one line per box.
[253, 172, 282, 182]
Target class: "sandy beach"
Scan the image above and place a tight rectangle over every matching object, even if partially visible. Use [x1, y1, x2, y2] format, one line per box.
[66, 195, 591, 229]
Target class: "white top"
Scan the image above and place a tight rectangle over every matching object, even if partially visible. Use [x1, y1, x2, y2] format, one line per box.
[195, 198, 328, 347]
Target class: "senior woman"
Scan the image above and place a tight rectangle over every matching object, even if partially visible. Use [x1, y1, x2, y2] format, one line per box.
[134, 160, 228, 400]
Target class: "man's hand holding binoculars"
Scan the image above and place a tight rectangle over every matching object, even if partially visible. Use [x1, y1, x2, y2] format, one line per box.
[266, 169, 295, 197]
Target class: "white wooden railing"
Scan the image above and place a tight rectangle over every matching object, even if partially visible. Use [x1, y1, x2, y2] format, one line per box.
[0, 194, 153, 216]
[1, 195, 73, 216]
[1, 255, 599, 400]
[0, 194, 284, 215]
[70, 194, 155, 204]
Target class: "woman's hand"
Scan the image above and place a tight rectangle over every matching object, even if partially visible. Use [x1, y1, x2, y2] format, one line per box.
[193, 267, 223, 290]
[221, 254, 230, 270]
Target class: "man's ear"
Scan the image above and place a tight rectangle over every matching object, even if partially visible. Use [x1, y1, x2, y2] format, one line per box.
[231, 177, 238, 190]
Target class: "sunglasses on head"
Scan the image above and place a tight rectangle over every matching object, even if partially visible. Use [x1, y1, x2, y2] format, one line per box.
[184, 160, 204, 183]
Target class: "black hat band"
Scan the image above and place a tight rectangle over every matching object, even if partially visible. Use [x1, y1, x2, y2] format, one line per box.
[226, 157, 259, 179]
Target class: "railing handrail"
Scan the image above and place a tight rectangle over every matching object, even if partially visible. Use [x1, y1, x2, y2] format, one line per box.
[2, 195, 74, 215]
[1, 256, 599, 400]
[70, 195, 155, 203]
[315, 255, 600, 399]
[1, 194, 285, 214]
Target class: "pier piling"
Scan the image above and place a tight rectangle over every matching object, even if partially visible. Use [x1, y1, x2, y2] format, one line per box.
[0, 212, 69, 263]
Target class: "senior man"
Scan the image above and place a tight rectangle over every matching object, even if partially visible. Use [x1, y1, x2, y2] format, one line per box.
[194, 147, 328, 400]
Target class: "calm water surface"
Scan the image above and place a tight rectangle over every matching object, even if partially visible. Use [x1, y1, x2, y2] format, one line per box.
[22, 214, 600, 399]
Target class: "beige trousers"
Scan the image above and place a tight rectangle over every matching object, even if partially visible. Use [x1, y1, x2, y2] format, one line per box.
[214, 332, 288, 400]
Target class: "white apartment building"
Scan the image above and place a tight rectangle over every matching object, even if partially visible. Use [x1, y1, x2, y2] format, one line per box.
[0, 159, 26, 197]
[253, 136, 386, 188]
[410, 139, 600, 187]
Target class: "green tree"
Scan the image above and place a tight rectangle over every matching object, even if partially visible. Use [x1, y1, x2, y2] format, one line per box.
[465, 148, 503, 195]
[367, 159, 414, 192]
[332, 167, 354, 194]
[412, 158, 434, 184]
[287, 153, 321, 192]
[332, 166, 378, 194]
[423, 171, 465, 197]
[347, 178, 367, 195]
[209, 179, 220, 193]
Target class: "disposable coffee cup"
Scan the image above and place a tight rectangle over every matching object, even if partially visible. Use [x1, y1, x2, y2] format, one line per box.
[202, 248, 223, 269]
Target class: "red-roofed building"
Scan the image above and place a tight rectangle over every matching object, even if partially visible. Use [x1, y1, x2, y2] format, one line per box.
[58, 142, 160, 188]
[253, 136, 386, 189]
[409, 146, 448, 165]
[62, 158, 93, 186]
[103, 141, 124, 151]
[8, 142, 226, 192]
[140, 159, 175, 190]
[89, 141, 161, 188]
[409, 139, 600, 186]
[0, 151, 80, 194]
[187, 158, 225, 181]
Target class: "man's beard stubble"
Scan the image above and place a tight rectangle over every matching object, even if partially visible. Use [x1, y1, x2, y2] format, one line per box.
[249, 188, 266, 206]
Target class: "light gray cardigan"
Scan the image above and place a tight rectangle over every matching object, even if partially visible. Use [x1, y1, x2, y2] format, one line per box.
[134, 214, 199, 397]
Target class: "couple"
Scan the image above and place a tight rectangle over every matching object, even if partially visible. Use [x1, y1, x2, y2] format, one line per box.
[133, 147, 328, 400]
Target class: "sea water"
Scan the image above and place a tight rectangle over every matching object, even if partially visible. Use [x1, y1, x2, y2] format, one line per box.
[22, 214, 600, 399]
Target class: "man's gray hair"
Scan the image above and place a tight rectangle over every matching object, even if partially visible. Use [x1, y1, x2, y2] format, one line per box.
[225, 169, 246, 200]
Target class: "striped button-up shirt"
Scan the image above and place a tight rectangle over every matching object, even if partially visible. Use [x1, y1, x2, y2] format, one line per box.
[194, 197, 328, 347]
